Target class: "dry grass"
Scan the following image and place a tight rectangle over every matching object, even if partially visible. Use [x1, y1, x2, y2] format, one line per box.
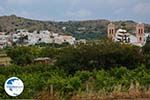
[71, 90, 150, 100]
[71, 83, 150, 100]
[36, 91, 61, 100]
[36, 82, 150, 100]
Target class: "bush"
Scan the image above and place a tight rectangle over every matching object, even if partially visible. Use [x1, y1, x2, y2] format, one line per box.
[6, 46, 34, 65]
[56, 40, 143, 73]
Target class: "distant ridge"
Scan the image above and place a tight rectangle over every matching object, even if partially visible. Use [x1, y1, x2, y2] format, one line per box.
[0, 15, 150, 36]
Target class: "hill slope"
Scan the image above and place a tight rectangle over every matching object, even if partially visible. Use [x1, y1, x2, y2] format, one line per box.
[0, 15, 61, 32]
[0, 15, 150, 39]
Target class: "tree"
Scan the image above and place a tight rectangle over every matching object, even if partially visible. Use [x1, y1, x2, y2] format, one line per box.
[56, 40, 143, 74]
[143, 35, 150, 67]
[6, 46, 34, 65]
[143, 35, 150, 53]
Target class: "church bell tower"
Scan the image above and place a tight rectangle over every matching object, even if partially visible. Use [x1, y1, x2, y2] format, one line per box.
[107, 23, 115, 40]
[136, 23, 144, 44]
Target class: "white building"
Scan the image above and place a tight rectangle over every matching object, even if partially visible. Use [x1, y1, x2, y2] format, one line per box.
[115, 29, 130, 43]
[12, 29, 76, 45]
[54, 35, 76, 45]
[0, 32, 12, 48]
[76, 39, 86, 44]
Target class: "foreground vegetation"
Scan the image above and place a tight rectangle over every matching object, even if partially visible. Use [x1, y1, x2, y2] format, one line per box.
[0, 65, 150, 99]
[0, 38, 149, 99]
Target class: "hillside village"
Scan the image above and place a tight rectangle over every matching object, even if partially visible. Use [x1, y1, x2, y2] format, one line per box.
[0, 23, 150, 48]
[0, 16, 150, 48]
[0, 29, 78, 48]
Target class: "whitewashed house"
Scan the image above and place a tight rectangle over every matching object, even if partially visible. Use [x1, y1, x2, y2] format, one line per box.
[12, 29, 76, 45]
[0, 32, 12, 48]
[54, 35, 76, 45]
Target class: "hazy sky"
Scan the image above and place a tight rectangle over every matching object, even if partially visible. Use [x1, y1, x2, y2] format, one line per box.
[0, 0, 150, 23]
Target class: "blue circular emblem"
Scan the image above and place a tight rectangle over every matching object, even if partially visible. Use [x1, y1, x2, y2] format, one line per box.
[4, 77, 24, 97]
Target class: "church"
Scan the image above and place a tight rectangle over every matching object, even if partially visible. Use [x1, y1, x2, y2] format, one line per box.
[107, 23, 150, 47]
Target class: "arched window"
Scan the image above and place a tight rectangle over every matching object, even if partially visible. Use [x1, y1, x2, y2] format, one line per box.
[141, 29, 143, 34]
[139, 37, 142, 41]
[109, 29, 111, 34]
[112, 29, 114, 34]
[138, 29, 141, 34]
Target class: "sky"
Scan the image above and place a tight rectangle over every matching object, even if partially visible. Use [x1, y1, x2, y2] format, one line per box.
[0, 0, 150, 23]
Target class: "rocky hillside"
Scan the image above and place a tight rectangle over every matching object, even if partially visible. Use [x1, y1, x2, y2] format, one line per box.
[0, 15, 61, 33]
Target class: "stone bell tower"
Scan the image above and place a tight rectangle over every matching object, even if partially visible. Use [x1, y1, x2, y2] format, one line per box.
[136, 23, 144, 44]
[107, 23, 115, 40]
